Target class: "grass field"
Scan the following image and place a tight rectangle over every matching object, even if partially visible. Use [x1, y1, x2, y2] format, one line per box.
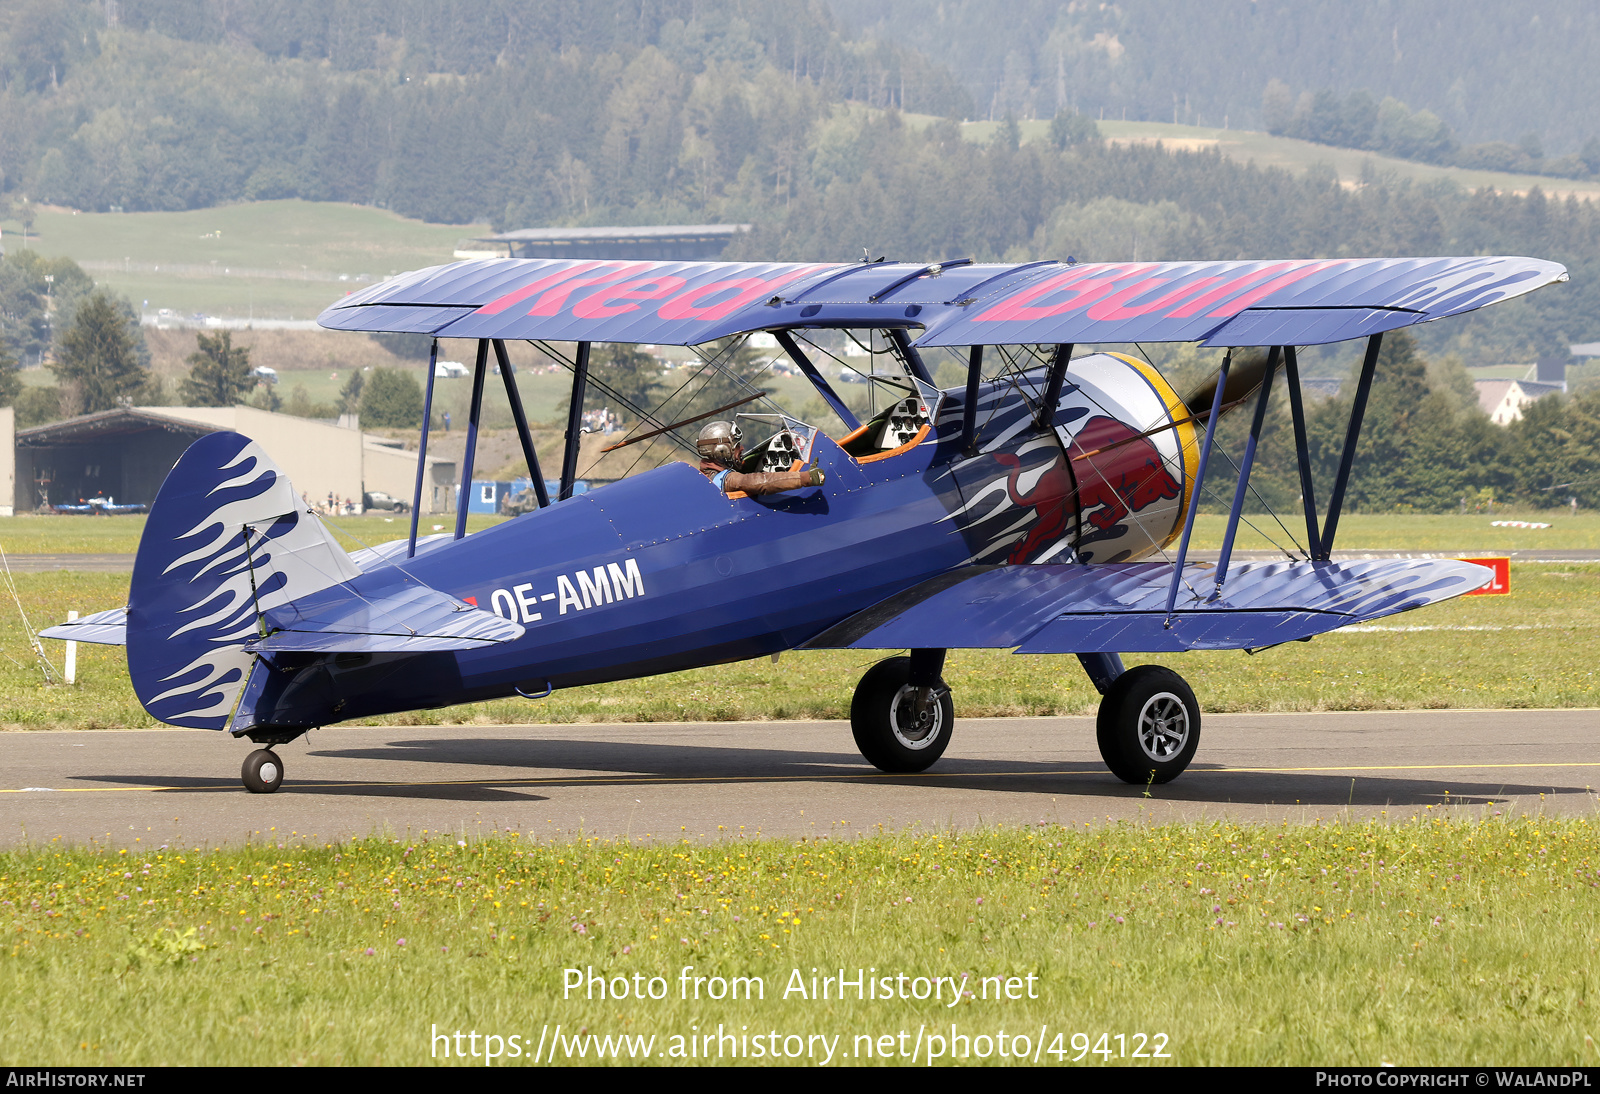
[1, 819, 1594, 1065]
[3, 510, 1593, 557]
[1185, 511, 1600, 552]
[7, 200, 485, 321]
[0, 513, 508, 556]
[0, 560, 1594, 732]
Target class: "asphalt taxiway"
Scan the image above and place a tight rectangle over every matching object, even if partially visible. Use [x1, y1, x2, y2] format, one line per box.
[1, 709, 1595, 848]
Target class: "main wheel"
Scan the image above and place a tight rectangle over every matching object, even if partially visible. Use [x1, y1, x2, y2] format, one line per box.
[241, 748, 284, 794]
[1095, 665, 1200, 784]
[850, 656, 954, 773]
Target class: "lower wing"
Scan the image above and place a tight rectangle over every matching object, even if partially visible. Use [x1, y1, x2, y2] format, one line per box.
[803, 559, 1491, 653]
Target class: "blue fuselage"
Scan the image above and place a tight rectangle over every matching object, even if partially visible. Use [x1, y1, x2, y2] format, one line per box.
[233, 425, 971, 730]
[229, 357, 1189, 733]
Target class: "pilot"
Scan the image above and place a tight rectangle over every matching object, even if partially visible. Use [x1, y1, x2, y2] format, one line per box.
[698, 421, 825, 496]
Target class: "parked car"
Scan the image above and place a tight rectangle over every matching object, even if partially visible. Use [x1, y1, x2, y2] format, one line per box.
[502, 481, 585, 515]
[362, 491, 409, 513]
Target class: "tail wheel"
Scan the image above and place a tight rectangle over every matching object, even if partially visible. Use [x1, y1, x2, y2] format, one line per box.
[850, 656, 954, 773]
[241, 749, 284, 794]
[1095, 665, 1200, 784]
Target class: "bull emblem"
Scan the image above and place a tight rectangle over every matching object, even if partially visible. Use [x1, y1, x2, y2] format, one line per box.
[994, 439, 1076, 564]
[1068, 416, 1182, 560]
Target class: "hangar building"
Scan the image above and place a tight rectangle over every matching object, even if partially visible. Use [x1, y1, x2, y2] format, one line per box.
[5, 406, 455, 516]
[460, 224, 750, 261]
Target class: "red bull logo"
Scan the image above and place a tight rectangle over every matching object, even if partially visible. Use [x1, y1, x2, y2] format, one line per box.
[994, 446, 1076, 563]
[1068, 416, 1183, 554]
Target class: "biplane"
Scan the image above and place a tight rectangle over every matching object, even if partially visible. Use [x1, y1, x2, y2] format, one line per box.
[44, 254, 1566, 792]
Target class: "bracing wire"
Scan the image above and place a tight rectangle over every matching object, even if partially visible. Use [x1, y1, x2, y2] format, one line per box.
[1205, 443, 1308, 561]
[531, 340, 701, 461]
[0, 541, 57, 681]
[610, 335, 790, 483]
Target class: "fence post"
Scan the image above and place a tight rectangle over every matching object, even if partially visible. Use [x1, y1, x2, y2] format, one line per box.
[65, 609, 77, 684]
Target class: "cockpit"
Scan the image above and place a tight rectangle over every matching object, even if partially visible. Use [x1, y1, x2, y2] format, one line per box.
[504, 327, 950, 497]
[724, 349, 946, 479]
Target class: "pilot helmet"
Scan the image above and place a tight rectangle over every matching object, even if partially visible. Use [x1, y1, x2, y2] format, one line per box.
[697, 420, 743, 464]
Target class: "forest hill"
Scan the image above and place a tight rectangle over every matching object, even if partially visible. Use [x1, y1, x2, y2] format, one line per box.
[3, 4, 1597, 367]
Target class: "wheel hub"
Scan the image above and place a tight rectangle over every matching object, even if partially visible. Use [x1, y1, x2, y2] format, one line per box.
[1137, 692, 1190, 762]
[890, 685, 944, 749]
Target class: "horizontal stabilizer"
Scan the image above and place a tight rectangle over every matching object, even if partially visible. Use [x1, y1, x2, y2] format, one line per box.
[244, 580, 523, 654]
[40, 607, 128, 646]
[804, 559, 1492, 653]
[40, 537, 450, 648]
[345, 532, 453, 571]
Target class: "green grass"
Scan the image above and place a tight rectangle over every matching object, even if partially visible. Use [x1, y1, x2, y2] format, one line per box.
[2, 819, 1595, 1065]
[69, 272, 353, 324]
[10, 200, 485, 320]
[0, 513, 508, 556]
[1184, 511, 1600, 551]
[2, 510, 1591, 557]
[3, 564, 1595, 732]
[20, 200, 480, 279]
[0, 517, 149, 555]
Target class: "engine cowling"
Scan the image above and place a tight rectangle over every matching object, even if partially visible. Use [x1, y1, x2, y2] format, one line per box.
[944, 351, 1199, 565]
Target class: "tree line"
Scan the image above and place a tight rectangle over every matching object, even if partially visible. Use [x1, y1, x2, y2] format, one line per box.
[0, 2, 1595, 511]
[0, 1, 1597, 373]
[727, 113, 1598, 371]
[1, 0, 968, 223]
[831, 0, 1600, 154]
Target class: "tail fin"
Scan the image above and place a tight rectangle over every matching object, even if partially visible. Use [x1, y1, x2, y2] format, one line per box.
[128, 432, 362, 729]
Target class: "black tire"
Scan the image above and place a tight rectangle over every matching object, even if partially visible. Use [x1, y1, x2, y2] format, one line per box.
[241, 749, 284, 794]
[850, 656, 954, 773]
[1095, 665, 1200, 784]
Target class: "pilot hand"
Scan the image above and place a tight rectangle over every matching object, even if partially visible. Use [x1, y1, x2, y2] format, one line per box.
[807, 464, 826, 486]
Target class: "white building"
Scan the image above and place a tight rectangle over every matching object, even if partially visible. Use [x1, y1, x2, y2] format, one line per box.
[1474, 379, 1564, 426]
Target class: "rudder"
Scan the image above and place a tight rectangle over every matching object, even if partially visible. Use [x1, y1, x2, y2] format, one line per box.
[128, 432, 361, 729]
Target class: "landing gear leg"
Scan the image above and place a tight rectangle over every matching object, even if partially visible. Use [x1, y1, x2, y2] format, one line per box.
[850, 648, 953, 773]
[241, 749, 284, 794]
[1093, 664, 1200, 784]
[1077, 652, 1125, 695]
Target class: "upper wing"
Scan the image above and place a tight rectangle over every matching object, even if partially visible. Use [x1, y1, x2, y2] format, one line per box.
[803, 559, 1492, 653]
[319, 256, 1565, 348]
[318, 259, 836, 345]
